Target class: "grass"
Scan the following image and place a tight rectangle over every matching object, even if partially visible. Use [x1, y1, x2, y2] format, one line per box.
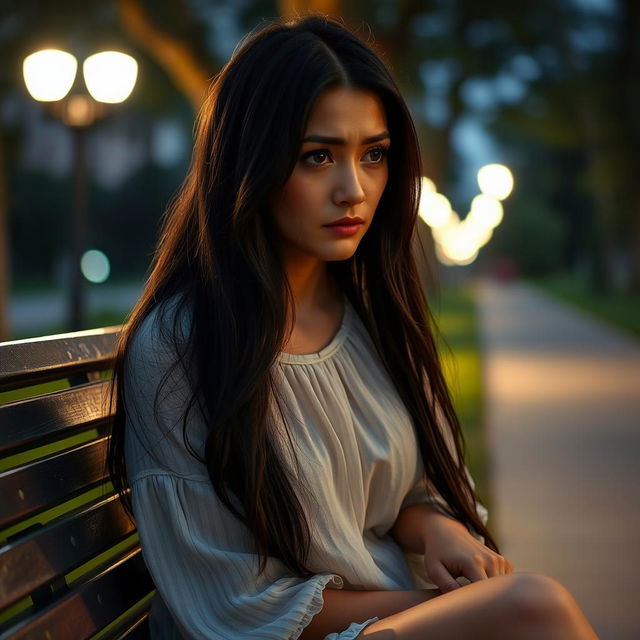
[529, 273, 640, 339]
[432, 285, 489, 512]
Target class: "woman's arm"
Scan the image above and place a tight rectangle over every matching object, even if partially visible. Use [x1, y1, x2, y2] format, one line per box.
[390, 502, 447, 554]
[300, 507, 448, 639]
[390, 503, 513, 593]
[300, 587, 439, 640]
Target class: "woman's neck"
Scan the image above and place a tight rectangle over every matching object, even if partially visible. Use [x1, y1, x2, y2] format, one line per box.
[285, 257, 341, 315]
[282, 257, 345, 355]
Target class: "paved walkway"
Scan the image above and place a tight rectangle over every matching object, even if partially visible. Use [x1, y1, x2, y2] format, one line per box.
[476, 279, 640, 640]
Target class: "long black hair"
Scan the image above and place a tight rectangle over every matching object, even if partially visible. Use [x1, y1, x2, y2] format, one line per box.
[108, 14, 499, 578]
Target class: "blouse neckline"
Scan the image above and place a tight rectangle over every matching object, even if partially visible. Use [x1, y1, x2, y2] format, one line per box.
[278, 297, 353, 365]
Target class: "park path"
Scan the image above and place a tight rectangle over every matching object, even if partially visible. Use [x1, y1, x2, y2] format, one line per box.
[475, 279, 640, 640]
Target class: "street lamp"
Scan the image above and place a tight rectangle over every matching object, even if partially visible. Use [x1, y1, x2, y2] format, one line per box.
[23, 48, 137, 330]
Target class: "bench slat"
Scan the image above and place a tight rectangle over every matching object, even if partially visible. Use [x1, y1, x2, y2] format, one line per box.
[0, 326, 154, 639]
[103, 602, 151, 640]
[0, 547, 154, 640]
[0, 381, 112, 456]
[0, 438, 109, 530]
[0, 493, 136, 610]
[0, 328, 120, 392]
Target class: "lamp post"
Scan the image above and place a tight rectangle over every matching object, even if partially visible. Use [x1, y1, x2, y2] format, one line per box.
[23, 48, 137, 330]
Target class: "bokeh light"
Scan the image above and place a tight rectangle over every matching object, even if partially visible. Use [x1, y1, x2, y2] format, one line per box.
[23, 49, 77, 102]
[80, 249, 110, 283]
[419, 168, 514, 266]
[83, 51, 138, 104]
[420, 192, 454, 228]
[461, 216, 494, 248]
[437, 222, 480, 265]
[468, 194, 504, 229]
[421, 176, 437, 193]
[477, 164, 514, 200]
[431, 210, 461, 244]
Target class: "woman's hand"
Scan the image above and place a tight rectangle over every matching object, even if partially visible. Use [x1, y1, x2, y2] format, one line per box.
[420, 509, 513, 593]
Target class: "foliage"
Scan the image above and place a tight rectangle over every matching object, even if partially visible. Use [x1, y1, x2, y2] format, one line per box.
[530, 272, 640, 339]
[433, 285, 489, 509]
[480, 0, 639, 290]
[489, 194, 565, 277]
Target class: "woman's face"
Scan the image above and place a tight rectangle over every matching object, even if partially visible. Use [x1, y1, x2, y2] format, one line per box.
[270, 86, 390, 266]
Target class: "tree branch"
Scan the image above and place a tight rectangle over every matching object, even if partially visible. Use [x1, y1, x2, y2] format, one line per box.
[278, 0, 342, 20]
[117, 0, 211, 110]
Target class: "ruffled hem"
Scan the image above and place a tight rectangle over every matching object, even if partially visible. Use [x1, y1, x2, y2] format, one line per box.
[323, 617, 380, 640]
[290, 573, 345, 639]
[291, 573, 378, 640]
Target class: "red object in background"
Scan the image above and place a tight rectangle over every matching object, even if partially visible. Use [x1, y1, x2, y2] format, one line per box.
[490, 258, 520, 281]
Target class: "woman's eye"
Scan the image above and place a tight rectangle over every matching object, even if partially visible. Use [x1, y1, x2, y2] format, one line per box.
[301, 146, 388, 167]
[364, 147, 388, 163]
[303, 150, 331, 166]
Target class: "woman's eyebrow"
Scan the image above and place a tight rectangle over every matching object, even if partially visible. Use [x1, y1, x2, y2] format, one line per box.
[301, 131, 390, 145]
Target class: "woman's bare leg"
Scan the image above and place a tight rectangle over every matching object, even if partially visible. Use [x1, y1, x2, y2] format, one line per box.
[361, 573, 598, 640]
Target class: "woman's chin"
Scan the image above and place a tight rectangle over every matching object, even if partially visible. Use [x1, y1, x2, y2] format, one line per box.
[321, 239, 363, 262]
[324, 248, 359, 262]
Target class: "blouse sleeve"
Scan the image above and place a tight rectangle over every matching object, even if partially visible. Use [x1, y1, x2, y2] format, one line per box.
[131, 472, 346, 640]
[123, 299, 375, 639]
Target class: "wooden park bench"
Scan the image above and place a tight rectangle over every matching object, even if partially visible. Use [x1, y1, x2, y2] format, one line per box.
[0, 327, 154, 639]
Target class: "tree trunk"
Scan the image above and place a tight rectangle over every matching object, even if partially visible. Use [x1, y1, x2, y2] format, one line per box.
[0, 130, 10, 341]
[576, 99, 615, 293]
[620, 0, 640, 292]
[117, 0, 211, 111]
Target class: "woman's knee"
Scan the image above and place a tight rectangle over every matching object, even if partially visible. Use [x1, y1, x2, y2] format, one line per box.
[503, 572, 577, 625]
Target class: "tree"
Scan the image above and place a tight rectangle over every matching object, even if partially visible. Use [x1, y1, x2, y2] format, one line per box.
[116, 0, 213, 111]
[0, 132, 9, 341]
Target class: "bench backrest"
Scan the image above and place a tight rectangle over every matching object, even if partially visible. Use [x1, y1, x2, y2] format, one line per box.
[0, 327, 154, 639]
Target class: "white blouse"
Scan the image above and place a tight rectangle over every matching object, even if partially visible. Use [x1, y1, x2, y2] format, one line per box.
[123, 294, 488, 639]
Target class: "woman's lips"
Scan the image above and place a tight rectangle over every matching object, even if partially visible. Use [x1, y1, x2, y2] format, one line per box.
[325, 216, 364, 227]
[323, 222, 364, 236]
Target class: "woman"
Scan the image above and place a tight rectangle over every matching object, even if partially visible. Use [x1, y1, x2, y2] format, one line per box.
[108, 14, 598, 640]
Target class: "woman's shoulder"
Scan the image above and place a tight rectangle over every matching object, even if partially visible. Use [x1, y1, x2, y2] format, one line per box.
[123, 292, 206, 475]
[128, 291, 194, 365]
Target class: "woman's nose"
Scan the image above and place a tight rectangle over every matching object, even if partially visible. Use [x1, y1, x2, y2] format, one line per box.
[332, 164, 366, 206]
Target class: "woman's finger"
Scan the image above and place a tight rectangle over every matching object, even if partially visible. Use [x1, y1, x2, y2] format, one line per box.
[426, 561, 462, 593]
[484, 553, 507, 577]
[481, 555, 497, 578]
[494, 555, 514, 575]
[459, 556, 489, 583]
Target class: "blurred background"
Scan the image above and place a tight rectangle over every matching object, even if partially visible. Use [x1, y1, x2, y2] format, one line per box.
[1, 1, 639, 638]
[2, 0, 639, 341]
